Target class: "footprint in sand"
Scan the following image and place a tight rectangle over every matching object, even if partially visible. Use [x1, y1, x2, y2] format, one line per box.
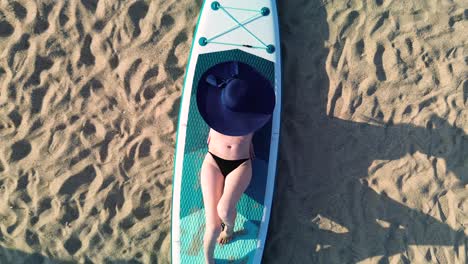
[140, 66, 159, 100]
[64, 236, 82, 255]
[25, 56, 53, 89]
[373, 44, 386, 81]
[59, 3, 69, 26]
[133, 190, 151, 220]
[8, 109, 22, 129]
[0, 20, 14, 37]
[166, 31, 188, 81]
[9, 34, 31, 72]
[25, 229, 41, 249]
[10, 140, 32, 162]
[58, 165, 97, 197]
[79, 78, 103, 98]
[355, 39, 365, 57]
[78, 34, 95, 67]
[80, 0, 98, 14]
[31, 87, 48, 114]
[448, 9, 467, 28]
[11, 2, 27, 20]
[124, 58, 143, 95]
[128, 1, 149, 38]
[34, 3, 53, 34]
[405, 38, 413, 54]
[370, 11, 389, 35]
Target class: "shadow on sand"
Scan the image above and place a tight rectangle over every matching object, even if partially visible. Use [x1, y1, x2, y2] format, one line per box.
[0, 245, 152, 264]
[264, 0, 467, 263]
[0, 246, 63, 264]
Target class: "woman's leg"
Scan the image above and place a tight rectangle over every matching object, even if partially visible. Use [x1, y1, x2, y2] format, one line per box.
[217, 159, 252, 244]
[200, 153, 225, 263]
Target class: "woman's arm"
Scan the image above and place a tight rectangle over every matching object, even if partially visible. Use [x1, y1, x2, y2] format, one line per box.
[249, 141, 255, 159]
[207, 129, 211, 146]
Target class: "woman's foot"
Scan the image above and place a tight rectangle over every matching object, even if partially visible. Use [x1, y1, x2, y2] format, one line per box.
[217, 223, 234, 244]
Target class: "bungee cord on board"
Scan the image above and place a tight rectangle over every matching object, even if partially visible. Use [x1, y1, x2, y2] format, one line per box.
[198, 1, 276, 54]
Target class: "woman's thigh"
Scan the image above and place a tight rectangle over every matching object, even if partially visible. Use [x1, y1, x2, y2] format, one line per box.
[219, 159, 252, 210]
[200, 153, 225, 227]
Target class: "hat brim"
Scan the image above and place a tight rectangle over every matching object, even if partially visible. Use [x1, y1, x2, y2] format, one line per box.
[196, 61, 275, 136]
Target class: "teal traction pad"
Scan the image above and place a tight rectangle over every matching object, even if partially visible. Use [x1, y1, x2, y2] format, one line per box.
[178, 49, 274, 263]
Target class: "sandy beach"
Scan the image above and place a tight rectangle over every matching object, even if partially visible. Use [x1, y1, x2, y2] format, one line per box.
[0, 0, 466, 263]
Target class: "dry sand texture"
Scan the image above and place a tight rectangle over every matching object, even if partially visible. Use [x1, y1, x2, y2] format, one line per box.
[264, 0, 467, 263]
[0, 0, 199, 263]
[0, 0, 466, 263]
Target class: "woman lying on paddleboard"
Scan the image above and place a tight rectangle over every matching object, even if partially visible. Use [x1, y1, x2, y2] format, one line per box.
[196, 61, 275, 264]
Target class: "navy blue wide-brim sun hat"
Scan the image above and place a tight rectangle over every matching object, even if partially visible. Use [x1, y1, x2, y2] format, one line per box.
[196, 61, 276, 136]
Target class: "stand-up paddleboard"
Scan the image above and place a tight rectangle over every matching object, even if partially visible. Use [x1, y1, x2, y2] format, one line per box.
[171, 0, 281, 263]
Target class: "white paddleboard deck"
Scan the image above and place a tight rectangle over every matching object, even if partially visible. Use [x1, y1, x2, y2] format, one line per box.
[171, 0, 281, 263]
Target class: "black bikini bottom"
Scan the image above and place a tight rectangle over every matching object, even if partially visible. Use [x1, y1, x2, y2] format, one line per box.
[209, 151, 249, 177]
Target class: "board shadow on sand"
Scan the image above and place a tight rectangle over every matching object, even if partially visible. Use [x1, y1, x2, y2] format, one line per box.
[263, 0, 467, 263]
[0, 245, 158, 264]
[0, 246, 63, 264]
